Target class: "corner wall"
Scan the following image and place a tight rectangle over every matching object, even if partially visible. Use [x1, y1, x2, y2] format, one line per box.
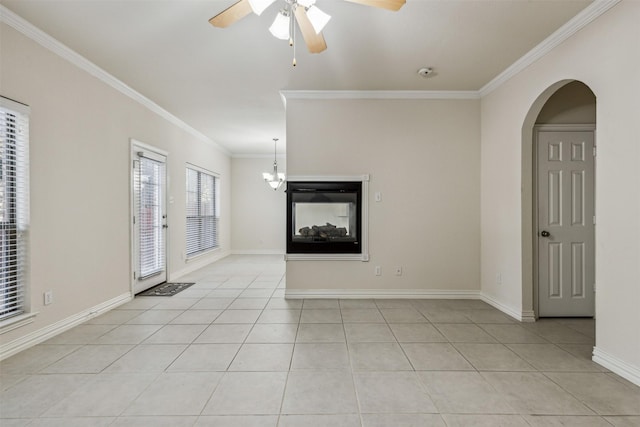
[231, 157, 286, 254]
[0, 22, 231, 354]
[480, 1, 640, 383]
[285, 97, 481, 296]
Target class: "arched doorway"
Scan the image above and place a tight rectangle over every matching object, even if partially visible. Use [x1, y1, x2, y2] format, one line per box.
[520, 80, 597, 319]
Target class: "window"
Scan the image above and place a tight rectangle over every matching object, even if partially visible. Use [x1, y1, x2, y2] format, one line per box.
[186, 165, 219, 257]
[0, 97, 29, 322]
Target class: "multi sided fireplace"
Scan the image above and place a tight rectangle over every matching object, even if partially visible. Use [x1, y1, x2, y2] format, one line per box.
[287, 181, 362, 254]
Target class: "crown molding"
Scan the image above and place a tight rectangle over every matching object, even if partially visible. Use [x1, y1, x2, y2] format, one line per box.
[1, 0, 620, 150]
[232, 154, 287, 159]
[280, 90, 480, 100]
[479, 0, 622, 97]
[0, 5, 231, 157]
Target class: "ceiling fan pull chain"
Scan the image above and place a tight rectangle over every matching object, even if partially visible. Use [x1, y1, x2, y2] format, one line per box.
[291, 8, 297, 67]
[289, 4, 294, 47]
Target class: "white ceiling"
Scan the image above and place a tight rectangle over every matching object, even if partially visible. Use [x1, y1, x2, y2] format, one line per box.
[3, 0, 592, 155]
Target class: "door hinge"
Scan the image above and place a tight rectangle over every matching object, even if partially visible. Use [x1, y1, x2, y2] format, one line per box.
[133, 271, 137, 280]
[593, 215, 596, 225]
[593, 146, 597, 157]
[133, 216, 136, 224]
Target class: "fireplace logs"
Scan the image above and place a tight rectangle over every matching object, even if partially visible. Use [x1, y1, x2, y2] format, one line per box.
[298, 223, 348, 239]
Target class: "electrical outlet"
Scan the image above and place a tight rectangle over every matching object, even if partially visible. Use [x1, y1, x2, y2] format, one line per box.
[395, 267, 402, 276]
[496, 273, 502, 285]
[43, 290, 53, 306]
[375, 266, 382, 276]
[375, 192, 382, 202]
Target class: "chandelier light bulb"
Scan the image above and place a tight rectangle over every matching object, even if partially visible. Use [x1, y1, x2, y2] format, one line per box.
[262, 138, 286, 190]
[297, 0, 316, 7]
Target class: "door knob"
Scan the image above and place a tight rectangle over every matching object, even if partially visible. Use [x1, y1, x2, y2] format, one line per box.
[540, 230, 550, 237]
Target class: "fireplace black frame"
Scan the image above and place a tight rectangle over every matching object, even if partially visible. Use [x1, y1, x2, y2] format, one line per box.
[286, 181, 363, 254]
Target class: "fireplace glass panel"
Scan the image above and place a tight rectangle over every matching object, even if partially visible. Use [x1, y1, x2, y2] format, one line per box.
[293, 200, 357, 243]
[287, 181, 362, 254]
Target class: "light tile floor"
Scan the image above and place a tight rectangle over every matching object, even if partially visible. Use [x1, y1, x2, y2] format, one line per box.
[1, 255, 640, 426]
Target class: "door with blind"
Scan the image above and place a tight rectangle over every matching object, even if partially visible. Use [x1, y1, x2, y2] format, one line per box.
[132, 142, 167, 294]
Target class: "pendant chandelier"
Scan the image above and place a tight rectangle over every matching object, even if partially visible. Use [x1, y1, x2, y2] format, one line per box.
[262, 138, 285, 190]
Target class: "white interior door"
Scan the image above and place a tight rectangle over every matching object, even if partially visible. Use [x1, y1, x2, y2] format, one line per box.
[537, 129, 595, 317]
[132, 143, 167, 294]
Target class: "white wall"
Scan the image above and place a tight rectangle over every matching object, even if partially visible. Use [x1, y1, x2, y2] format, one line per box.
[0, 22, 231, 351]
[230, 157, 286, 254]
[285, 98, 480, 294]
[480, 1, 640, 382]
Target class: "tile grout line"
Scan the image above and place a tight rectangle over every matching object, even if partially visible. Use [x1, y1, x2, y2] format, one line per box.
[340, 300, 366, 427]
[4, 258, 630, 426]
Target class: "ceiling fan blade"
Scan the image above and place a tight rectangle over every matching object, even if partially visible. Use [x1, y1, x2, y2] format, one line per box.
[294, 7, 327, 54]
[344, 0, 406, 12]
[209, 0, 253, 28]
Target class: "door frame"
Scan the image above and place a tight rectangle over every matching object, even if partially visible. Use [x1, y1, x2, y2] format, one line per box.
[130, 138, 170, 295]
[532, 124, 596, 318]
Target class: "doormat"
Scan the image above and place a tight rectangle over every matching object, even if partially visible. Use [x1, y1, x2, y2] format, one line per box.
[138, 282, 195, 297]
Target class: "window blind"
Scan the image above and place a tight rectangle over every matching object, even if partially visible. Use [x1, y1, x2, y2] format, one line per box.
[186, 166, 219, 257]
[137, 155, 166, 278]
[0, 98, 30, 322]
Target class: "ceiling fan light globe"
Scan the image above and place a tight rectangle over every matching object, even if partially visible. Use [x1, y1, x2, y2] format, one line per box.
[297, 0, 316, 7]
[248, 0, 276, 15]
[306, 5, 331, 34]
[269, 12, 291, 40]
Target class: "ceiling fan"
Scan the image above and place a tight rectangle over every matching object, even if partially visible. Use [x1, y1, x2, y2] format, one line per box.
[209, 0, 405, 62]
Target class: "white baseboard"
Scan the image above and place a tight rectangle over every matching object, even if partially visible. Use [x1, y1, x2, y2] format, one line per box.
[0, 292, 132, 361]
[230, 250, 285, 255]
[284, 289, 533, 323]
[480, 293, 531, 322]
[170, 250, 231, 281]
[520, 310, 536, 323]
[285, 289, 481, 300]
[593, 347, 640, 387]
